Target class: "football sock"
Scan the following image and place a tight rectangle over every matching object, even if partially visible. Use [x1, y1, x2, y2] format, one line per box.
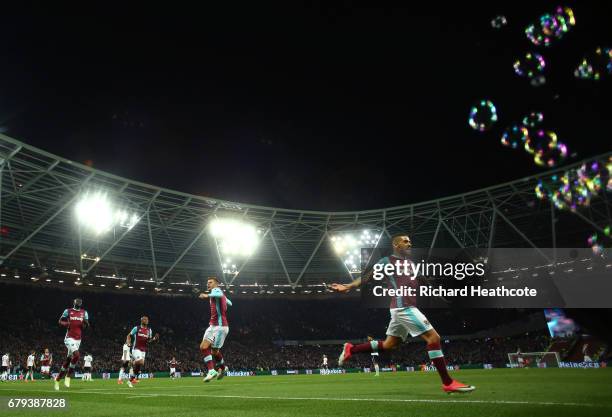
[427, 342, 452, 385]
[350, 340, 385, 354]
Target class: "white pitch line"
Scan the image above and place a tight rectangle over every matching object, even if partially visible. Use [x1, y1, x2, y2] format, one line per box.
[127, 395, 159, 399]
[39, 381, 296, 392]
[0, 388, 608, 408]
[53, 380, 296, 392]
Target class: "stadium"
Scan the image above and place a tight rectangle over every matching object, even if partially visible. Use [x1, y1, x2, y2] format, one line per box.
[1, 3, 612, 417]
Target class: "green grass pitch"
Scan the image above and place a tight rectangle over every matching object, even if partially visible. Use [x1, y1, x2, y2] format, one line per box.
[0, 369, 611, 417]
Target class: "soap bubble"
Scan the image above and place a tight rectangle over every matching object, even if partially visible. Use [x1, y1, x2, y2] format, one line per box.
[574, 47, 612, 80]
[501, 125, 529, 149]
[513, 52, 546, 78]
[524, 130, 557, 155]
[468, 100, 498, 132]
[534, 142, 568, 167]
[522, 112, 543, 128]
[491, 15, 507, 29]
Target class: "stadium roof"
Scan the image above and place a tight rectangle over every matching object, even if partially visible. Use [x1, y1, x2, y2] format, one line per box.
[0, 133, 610, 290]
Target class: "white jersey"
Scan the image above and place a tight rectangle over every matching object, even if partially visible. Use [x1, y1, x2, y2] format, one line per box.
[322, 356, 328, 365]
[27, 355, 35, 367]
[84, 355, 93, 367]
[1, 355, 9, 367]
[122, 344, 131, 361]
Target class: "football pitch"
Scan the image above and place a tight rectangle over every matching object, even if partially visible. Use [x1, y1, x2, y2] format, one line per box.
[0, 369, 611, 417]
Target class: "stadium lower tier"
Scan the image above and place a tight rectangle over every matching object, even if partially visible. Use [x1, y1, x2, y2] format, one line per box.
[0, 282, 604, 373]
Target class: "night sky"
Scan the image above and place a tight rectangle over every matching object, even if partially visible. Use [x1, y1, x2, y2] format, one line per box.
[1, 2, 611, 210]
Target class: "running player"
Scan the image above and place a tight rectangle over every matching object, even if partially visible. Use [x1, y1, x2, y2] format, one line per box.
[168, 357, 180, 379]
[1, 353, 10, 382]
[82, 353, 93, 381]
[329, 234, 475, 393]
[54, 298, 89, 391]
[125, 315, 159, 388]
[40, 349, 52, 379]
[368, 336, 380, 376]
[199, 276, 232, 382]
[117, 343, 131, 385]
[25, 351, 36, 382]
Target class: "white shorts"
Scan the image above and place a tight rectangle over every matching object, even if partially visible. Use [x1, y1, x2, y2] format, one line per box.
[132, 349, 146, 361]
[64, 337, 82, 355]
[41, 366, 50, 373]
[203, 326, 229, 349]
[170, 368, 176, 373]
[386, 307, 433, 341]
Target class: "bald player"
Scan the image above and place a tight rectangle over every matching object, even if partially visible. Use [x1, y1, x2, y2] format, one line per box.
[54, 298, 89, 391]
[126, 315, 159, 388]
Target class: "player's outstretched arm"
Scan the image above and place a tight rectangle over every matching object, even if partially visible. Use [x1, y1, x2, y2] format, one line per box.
[58, 309, 70, 327]
[126, 326, 138, 346]
[329, 269, 374, 293]
[82, 311, 90, 329]
[208, 288, 224, 298]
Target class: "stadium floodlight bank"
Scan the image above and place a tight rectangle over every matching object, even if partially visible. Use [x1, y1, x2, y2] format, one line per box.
[0, 134, 611, 290]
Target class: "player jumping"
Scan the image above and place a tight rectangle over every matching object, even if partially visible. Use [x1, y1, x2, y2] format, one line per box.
[125, 315, 159, 388]
[329, 235, 475, 393]
[117, 343, 132, 384]
[199, 276, 232, 382]
[25, 351, 36, 382]
[40, 349, 52, 379]
[54, 298, 89, 391]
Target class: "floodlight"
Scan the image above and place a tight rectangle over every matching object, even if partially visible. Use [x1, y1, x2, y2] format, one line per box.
[210, 218, 260, 257]
[209, 218, 261, 276]
[329, 229, 382, 273]
[75, 192, 115, 234]
[75, 191, 141, 235]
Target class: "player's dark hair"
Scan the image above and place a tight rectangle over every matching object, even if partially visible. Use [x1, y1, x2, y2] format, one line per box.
[208, 276, 220, 283]
[391, 234, 408, 246]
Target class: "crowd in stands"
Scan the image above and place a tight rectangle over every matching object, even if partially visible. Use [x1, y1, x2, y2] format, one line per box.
[0, 282, 569, 374]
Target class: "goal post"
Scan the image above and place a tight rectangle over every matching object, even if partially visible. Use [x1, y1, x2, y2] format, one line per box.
[507, 352, 560, 368]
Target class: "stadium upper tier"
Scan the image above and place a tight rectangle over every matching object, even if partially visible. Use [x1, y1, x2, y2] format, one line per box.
[0, 134, 610, 289]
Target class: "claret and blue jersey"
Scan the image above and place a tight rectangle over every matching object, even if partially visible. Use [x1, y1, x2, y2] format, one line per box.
[130, 326, 153, 352]
[375, 255, 418, 309]
[209, 287, 232, 326]
[60, 308, 89, 340]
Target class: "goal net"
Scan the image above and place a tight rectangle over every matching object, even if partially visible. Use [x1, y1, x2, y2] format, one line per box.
[508, 352, 560, 368]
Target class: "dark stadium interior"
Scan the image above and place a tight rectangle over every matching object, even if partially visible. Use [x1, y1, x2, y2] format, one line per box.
[0, 2, 610, 211]
[0, 3, 611, 416]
